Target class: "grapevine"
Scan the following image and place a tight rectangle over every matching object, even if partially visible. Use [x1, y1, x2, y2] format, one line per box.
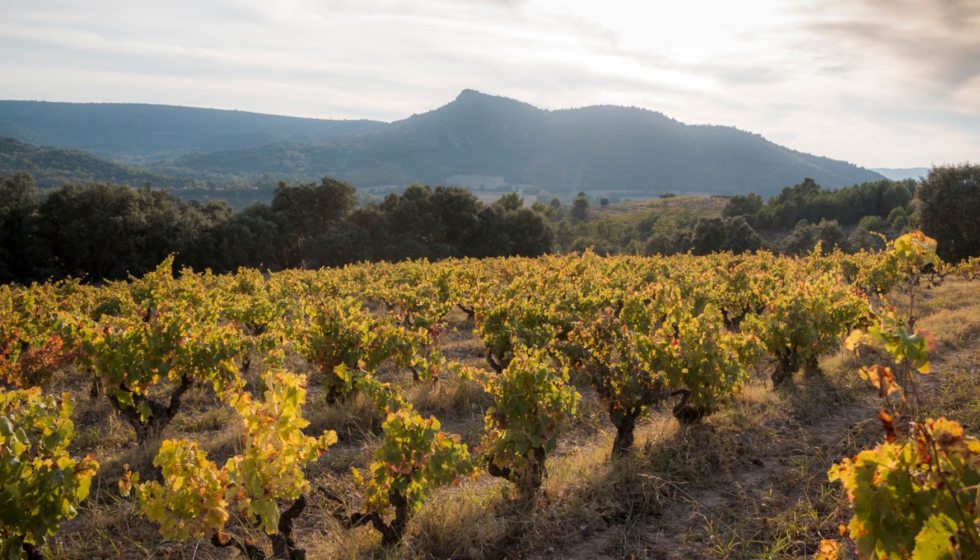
[480, 347, 580, 498]
[820, 232, 980, 559]
[0, 388, 98, 560]
[125, 362, 336, 559]
[329, 375, 476, 546]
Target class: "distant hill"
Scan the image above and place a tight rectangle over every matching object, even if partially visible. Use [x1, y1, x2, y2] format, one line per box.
[153, 90, 885, 197]
[1, 91, 886, 197]
[0, 135, 202, 190]
[0, 101, 385, 162]
[870, 167, 931, 181]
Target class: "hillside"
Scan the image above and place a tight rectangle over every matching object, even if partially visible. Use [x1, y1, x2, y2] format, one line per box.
[0, 135, 202, 190]
[2, 91, 886, 197]
[0, 101, 385, 162]
[155, 90, 885, 197]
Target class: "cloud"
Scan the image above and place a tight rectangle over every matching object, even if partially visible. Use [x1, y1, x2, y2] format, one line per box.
[0, 0, 977, 168]
[799, 0, 980, 106]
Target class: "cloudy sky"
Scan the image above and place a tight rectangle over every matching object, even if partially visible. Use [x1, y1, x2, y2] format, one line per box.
[1, 0, 978, 168]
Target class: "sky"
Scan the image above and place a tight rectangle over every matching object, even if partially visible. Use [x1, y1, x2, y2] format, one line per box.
[0, 0, 978, 169]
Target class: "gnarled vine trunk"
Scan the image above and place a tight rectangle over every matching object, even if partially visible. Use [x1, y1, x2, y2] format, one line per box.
[329, 489, 409, 547]
[771, 349, 799, 388]
[108, 375, 192, 445]
[671, 389, 706, 425]
[610, 407, 641, 457]
[210, 495, 309, 559]
[803, 355, 821, 377]
[487, 446, 547, 500]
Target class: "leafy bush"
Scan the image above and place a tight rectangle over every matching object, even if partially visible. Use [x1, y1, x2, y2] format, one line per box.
[858, 215, 883, 232]
[127, 368, 336, 559]
[0, 389, 98, 560]
[481, 348, 580, 498]
[342, 376, 476, 546]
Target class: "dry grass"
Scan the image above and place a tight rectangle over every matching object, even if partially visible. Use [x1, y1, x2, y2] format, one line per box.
[597, 196, 729, 218]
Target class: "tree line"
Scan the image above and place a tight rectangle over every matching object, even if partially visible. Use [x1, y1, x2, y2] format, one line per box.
[722, 177, 917, 230]
[717, 168, 978, 262]
[0, 174, 553, 284]
[2, 164, 977, 285]
[558, 168, 977, 263]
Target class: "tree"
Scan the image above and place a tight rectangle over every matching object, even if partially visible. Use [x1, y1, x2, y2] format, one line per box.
[779, 219, 849, 256]
[270, 177, 358, 229]
[722, 193, 763, 219]
[503, 208, 554, 257]
[887, 207, 908, 231]
[570, 192, 590, 223]
[917, 164, 980, 262]
[770, 200, 800, 230]
[432, 186, 482, 255]
[36, 182, 203, 281]
[644, 229, 691, 256]
[814, 219, 850, 253]
[200, 202, 281, 272]
[300, 222, 371, 268]
[690, 217, 727, 255]
[849, 226, 886, 253]
[494, 192, 524, 212]
[690, 216, 765, 255]
[858, 215, 883, 232]
[271, 177, 359, 267]
[0, 172, 46, 283]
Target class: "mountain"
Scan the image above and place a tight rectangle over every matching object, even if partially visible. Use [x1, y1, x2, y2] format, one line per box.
[870, 167, 931, 181]
[153, 90, 885, 197]
[0, 101, 385, 162]
[0, 135, 203, 190]
[1, 91, 886, 197]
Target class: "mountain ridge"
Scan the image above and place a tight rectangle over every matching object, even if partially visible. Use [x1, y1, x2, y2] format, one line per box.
[0, 135, 203, 190]
[2, 90, 886, 197]
[0, 100, 386, 162]
[153, 89, 882, 195]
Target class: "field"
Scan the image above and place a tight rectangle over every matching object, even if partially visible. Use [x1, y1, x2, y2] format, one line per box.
[3, 246, 980, 559]
[595, 195, 730, 218]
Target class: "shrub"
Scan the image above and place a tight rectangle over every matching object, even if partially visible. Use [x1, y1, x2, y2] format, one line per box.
[858, 215, 883, 232]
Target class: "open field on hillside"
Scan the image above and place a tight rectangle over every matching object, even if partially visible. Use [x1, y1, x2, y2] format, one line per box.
[595, 196, 730, 218]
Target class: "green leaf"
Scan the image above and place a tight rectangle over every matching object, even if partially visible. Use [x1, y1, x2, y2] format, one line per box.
[911, 514, 958, 560]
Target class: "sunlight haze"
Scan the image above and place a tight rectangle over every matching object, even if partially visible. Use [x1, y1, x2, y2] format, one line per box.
[1, 0, 977, 168]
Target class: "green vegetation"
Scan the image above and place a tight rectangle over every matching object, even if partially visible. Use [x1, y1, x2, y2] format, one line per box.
[917, 163, 980, 263]
[4, 164, 978, 288]
[723, 177, 916, 230]
[0, 136, 202, 190]
[3, 92, 884, 195]
[0, 389, 99, 559]
[2, 240, 979, 558]
[820, 232, 980, 559]
[4, 232, 980, 558]
[0, 173, 553, 284]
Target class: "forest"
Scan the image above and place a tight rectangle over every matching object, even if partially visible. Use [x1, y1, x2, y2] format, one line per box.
[1, 165, 979, 286]
[0, 174, 553, 284]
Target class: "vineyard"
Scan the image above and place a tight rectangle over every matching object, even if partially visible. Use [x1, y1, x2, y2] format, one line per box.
[2, 237, 980, 559]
